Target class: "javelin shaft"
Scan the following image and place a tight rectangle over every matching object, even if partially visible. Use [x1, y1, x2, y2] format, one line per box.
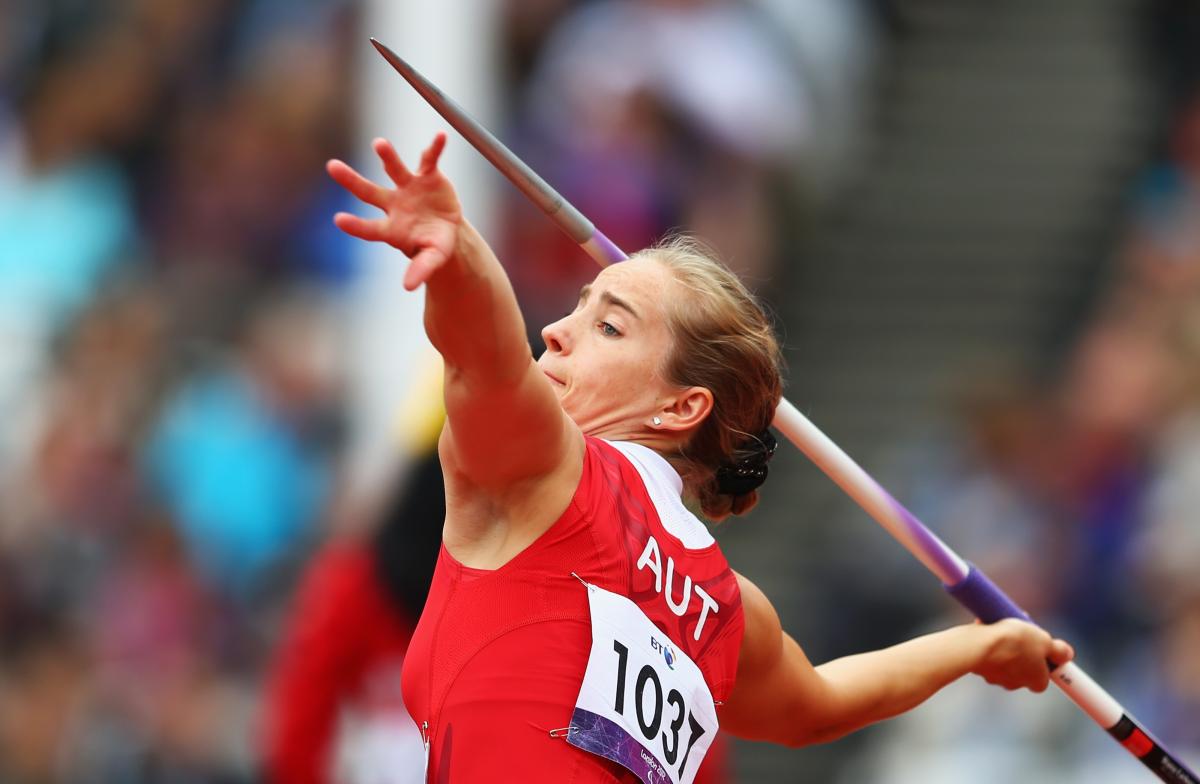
[369, 39, 626, 268]
[371, 39, 1199, 783]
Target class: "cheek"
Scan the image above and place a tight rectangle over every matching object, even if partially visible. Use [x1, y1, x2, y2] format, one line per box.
[601, 354, 661, 398]
[574, 354, 628, 401]
[574, 334, 670, 404]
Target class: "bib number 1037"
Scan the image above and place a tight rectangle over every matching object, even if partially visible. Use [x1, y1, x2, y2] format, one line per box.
[568, 582, 718, 784]
[611, 639, 707, 778]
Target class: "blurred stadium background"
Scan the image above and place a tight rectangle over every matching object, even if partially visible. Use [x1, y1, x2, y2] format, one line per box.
[1, 0, 1199, 782]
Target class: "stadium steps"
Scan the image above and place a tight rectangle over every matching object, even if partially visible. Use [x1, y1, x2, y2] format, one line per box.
[720, 0, 1157, 779]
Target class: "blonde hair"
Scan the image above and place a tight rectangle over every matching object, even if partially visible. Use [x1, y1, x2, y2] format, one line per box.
[633, 236, 784, 520]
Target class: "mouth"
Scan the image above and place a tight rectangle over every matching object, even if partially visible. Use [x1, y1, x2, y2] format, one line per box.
[542, 370, 566, 387]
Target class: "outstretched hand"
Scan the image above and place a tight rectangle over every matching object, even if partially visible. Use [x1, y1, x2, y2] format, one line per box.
[327, 133, 462, 291]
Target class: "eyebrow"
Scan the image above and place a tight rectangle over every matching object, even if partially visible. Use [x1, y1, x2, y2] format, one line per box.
[579, 284, 641, 320]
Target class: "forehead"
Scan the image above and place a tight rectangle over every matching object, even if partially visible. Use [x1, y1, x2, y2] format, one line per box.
[590, 256, 674, 309]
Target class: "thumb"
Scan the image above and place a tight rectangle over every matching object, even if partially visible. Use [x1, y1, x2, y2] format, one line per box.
[403, 247, 447, 291]
[1048, 638, 1075, 668]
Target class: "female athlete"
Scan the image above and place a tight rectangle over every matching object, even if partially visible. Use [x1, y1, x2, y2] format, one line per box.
[326, 134, 1074, 783]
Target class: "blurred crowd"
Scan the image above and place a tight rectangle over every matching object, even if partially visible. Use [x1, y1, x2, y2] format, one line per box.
[0, 0, 362, 780]
[4, 0, 1196, 782]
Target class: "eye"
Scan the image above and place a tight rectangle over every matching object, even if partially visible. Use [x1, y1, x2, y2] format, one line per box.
[597, 321, 621, 338]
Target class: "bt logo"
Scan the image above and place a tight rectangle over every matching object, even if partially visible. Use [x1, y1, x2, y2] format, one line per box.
[649, 636, 677, 670]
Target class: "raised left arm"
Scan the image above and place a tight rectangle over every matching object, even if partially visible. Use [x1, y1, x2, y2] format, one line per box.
[327, 136, 580, 492]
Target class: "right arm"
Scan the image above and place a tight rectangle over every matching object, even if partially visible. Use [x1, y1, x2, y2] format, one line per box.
[719, 572, 1074, 747]
[327, 136, 581, 492]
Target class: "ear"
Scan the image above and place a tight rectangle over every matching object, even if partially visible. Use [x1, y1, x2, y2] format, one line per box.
[657, 386, 714, 432]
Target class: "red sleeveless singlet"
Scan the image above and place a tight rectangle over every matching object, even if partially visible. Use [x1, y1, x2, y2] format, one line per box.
[400, 437, 744, 782]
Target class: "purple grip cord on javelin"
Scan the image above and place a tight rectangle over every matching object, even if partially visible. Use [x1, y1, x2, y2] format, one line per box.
[944, 564, 1032, 624]
[588, 229, 628, 265]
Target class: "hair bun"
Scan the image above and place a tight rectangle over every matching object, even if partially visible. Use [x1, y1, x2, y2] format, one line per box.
[715, 430, 777, 496]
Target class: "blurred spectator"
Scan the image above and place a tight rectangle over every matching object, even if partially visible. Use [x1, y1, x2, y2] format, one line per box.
[144, 289, 341, 597]
[150, 11, 359, 281]
[0, 28, 143, 476]
[262, 450, 445, 784]
[499, 0, 816, 332]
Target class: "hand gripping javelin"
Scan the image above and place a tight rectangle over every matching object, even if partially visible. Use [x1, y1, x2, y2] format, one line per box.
[369, 37, 1198, 784]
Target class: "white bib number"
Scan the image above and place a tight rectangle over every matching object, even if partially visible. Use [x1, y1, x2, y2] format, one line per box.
[567, 582, 718, 784]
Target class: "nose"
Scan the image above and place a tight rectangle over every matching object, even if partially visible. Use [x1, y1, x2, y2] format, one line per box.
[541, 315, 571, 355]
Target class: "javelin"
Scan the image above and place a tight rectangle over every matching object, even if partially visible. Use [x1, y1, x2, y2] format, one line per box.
[370, 38, 1198, 783]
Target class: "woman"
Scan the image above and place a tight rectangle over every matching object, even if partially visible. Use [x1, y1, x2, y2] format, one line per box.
[327, 135, 1074, 783]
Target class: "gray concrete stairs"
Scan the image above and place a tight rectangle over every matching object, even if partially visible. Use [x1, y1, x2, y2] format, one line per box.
[719, 1, 1156, 780]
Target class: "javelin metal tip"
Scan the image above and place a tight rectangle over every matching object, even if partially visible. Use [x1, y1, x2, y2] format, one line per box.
[369, 38, 407, 71]
[367, 37, 607, 253]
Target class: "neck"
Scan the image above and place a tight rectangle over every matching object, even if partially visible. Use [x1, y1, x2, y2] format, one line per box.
[584, 423, 679, 453]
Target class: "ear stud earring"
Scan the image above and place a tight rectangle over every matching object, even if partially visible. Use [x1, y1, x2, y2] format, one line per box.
[652, 416, 662, 426]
